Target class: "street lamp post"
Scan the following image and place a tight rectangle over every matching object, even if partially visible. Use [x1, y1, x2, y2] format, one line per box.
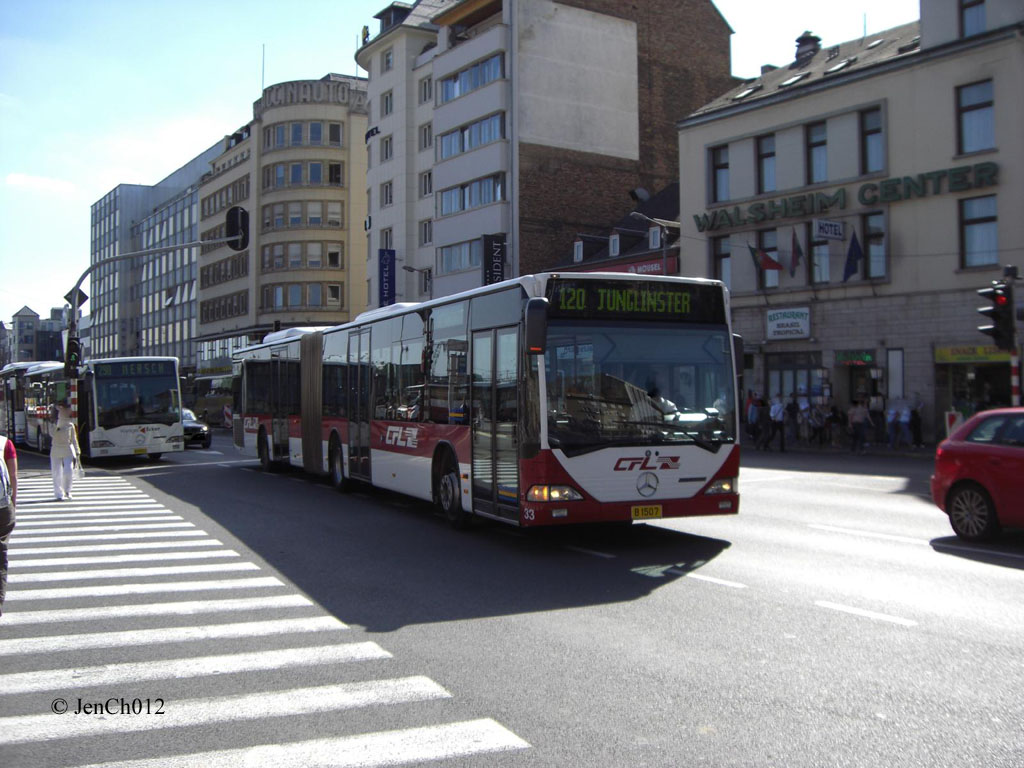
[629, 211, 679, 276]
[402, 265, 433, 299]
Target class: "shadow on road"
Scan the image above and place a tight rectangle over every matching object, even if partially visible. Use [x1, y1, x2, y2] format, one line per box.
[126, 451, 733, 634]
[930, 533, 1024, 571]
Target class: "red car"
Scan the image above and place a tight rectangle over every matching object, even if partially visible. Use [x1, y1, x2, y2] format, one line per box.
[931, 407, 1024, 540]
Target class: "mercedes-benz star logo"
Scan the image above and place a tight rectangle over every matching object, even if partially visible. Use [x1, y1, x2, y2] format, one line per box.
[637, 472, 658, 497]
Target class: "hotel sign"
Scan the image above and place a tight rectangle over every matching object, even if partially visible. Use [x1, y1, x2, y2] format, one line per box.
[693, 162, 999, 232]
[766, 307, 810, 340]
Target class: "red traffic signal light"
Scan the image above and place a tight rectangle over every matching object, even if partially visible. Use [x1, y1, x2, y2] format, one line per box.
[977, 281, 1015, 351]
[225, 206, 249, 251]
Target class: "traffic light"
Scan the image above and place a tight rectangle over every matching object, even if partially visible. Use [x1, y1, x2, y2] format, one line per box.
[977, 280, 1015, 351]
[64, 336, 82, 378]
[225, 206, 249, 251]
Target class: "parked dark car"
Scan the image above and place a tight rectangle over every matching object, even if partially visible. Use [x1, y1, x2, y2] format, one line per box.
[181, 408, 212, 449]
[930, 407, 1024, 540]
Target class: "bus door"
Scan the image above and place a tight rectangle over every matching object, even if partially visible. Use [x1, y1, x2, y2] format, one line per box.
[269, 347, 291, 454]
[471, 326, 520, 521]
[347, 327, 371, 481]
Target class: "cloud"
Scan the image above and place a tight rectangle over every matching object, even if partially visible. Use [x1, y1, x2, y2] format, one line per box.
[4, 172, 78, 197]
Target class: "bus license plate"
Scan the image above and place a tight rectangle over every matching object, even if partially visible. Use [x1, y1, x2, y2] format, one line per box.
[631, 505, 662, 520]
[134, 448, 146, 455]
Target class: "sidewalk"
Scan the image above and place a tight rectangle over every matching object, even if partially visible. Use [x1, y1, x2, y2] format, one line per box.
[743, 438, 936, 460]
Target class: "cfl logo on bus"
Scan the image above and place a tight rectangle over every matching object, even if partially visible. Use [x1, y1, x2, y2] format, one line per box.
[243, 417, 261, 432]
[614, 456, 681, 472]
[385, 426, 418, 449]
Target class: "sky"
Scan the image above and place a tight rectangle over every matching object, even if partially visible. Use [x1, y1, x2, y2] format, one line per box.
[0, 0, 921, 329]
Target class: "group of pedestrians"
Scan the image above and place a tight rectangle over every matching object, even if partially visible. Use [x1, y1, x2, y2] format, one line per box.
[744, 391, 925, 454]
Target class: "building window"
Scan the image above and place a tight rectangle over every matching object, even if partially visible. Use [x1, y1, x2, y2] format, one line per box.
[308, 202, 322, 226]
[329, 162, 343, 186]
[291, 122, 303, 146]
[275, 124, 286, 148]
[419, 123, 433, 151]
[381, 135, 393, 161]
[712, 236, 730, 291]
[382, 48, 393, 72]
[307, 242, 322, 268]
[419, 170, 432, 197]
[381, 181, 393, 207]
[957, 80, 994, 155]
[274, 164, 285, 188]
[808, 224, 830, 284]
[419, 76, 433, 104]
[289, 243, 302, 269]
[438, 174, 505, 216]
[420, 219, 433, 245]
[711, 145, 729, 202]
[328, 123, 342, 147]
[309, 122, 322, 146]
[290, 163, 303, 186]
[960, 195, 998, 267]
[308, 283, 323, 307]
[273, 203, 284, 228]
[863, 213, 886, 279]
[328, 284, 343, 307]
[381, 228, 393, 250]
[439, 239, 483, 274]
[288, 202, 301, 226]
[860, 108, 883, 174]
[309, 162, 322, 185]
[438, 113, 503, 160]
[327, 202, 342, 227]
[960, 0, 985, 37]
[759, 229, 779, 289]
[756, 135, 775, 194]
[806, 121, 827, 184]
[381, 90, 393, 117]
[439, 54, 503, 104]
[288, 284, 302, 307]
[327, 243, 343, 268]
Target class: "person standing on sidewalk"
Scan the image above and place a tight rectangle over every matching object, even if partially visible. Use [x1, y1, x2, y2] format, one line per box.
[769, 394, 786, 452]
[0, 433, 17, 617]
[848, 400, 873, 454]
[50, 401, 80, 501]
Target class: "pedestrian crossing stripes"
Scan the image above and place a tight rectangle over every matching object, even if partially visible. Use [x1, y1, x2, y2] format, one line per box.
[2, 474, 529, 766]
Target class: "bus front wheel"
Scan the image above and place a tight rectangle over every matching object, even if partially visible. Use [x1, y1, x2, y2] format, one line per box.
[437, 452, 469, 529]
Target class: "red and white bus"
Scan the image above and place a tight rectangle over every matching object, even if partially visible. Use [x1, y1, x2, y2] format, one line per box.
[232, 272, 740, 527]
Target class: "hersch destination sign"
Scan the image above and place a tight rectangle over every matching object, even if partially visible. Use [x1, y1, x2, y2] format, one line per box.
[693, 162, 998, 233]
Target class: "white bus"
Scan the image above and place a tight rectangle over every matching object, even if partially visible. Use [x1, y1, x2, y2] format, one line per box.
[233, 273, 740, 528]
[6, 356, 185, 460]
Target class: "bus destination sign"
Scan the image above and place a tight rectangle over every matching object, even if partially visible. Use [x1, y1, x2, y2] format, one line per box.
[94, 361, 176, 378]
[546, 279, 725, 324]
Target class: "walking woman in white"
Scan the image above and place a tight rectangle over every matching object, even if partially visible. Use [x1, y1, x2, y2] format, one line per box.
[50, 401, 80, 500]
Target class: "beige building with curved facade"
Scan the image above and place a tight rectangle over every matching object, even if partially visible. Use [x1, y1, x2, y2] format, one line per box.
[196, 74, 369, 374]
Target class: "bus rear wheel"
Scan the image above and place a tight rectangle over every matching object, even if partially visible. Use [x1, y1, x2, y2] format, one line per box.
[329, 435, 350, 492]
[258, 428, 272, 472]
[437, 452, 469, 529]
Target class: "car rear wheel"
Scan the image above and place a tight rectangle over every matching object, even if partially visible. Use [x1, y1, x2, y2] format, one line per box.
[947, 483, 999, 541]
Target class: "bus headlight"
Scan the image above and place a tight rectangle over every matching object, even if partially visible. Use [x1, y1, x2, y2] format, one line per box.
[92, 440, 115, 448]
[168, 435, 184, 444]
[526, 485, 583, 502]
[704, 478, 736, 495]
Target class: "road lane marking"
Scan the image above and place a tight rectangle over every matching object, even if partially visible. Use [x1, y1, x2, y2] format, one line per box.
[70, 719, 530, 768]
[0, 642, 392, 694]
[12, 530, 209, 544]
[0, 595, 313, 625]
[13, 562, 260, 583]
[0, 616, 347, 656]
[815, 601, 917, 627]
[12, 521, 195, 535]
[6, 576, 286, 601]
[809, 524, 928, 545]
[15, 549, 241, 567]
[17, 514, 182, 527]
[16, 539, 224, 555]
[675, 571, 748, 589]
[0, 677, 452, 746]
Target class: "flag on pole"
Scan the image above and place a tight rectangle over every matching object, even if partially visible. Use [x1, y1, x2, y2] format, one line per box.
[843, 231, 863, 282]
[790, 229, 804, 278]
[748, 243, 784, 272]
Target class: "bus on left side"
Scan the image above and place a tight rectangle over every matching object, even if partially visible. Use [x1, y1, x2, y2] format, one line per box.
[1, 356, 185, 459]
[0, 361, 40, 444]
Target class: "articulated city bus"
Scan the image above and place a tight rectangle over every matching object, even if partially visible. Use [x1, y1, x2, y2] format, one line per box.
[0, 361, 40, 443]
[2, 356, 185, 459]
[232, 272, 740, 527]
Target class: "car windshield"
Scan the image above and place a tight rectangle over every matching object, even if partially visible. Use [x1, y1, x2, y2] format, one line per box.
[182, 409, 197, 421]
[543, 321, 735, 456]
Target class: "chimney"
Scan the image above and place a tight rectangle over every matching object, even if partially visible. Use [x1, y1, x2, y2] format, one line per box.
[795, 31, 821, 63]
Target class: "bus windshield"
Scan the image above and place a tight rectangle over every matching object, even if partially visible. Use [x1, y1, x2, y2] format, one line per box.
[94, 371, 181, 428]
[543, 321, 736, 455]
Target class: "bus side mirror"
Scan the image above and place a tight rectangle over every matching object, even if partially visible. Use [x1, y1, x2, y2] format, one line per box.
[732, 333, 744, 387]
[525, 298, 549, 355]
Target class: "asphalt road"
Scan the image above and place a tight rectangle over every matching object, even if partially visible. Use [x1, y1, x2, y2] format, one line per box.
[2, 433, 1021, 767]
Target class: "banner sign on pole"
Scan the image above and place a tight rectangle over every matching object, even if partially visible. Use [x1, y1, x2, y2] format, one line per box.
[482, 234, 506, 286]
[378, 249, 396, 306]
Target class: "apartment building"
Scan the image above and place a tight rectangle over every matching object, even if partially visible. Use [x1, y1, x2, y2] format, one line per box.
[195, 74, 369, 376]
[89, 144, 220, 370]
[356, 0, 734, 308]
[678, 0, 1023, 441]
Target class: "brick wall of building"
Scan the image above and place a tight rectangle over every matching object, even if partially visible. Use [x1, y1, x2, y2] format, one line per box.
[517, 0, 737, 275]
